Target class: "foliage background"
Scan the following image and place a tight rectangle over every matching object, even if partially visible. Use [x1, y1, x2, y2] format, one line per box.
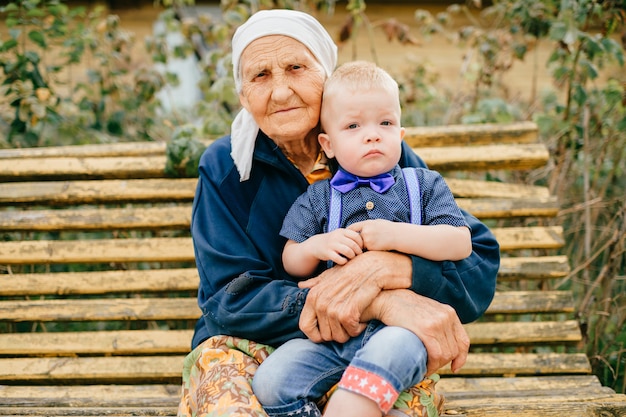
[1, 0, 625, 393]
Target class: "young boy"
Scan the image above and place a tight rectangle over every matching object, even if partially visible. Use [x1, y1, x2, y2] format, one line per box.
[252, 61, 471, 417]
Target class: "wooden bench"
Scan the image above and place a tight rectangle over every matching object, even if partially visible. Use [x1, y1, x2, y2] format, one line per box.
[1, 121, 625, 416]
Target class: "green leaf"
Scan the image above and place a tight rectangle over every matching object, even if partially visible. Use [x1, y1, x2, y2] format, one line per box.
[1, 3, 20, 13]
[28, 30, 47, 48]
[0, 38, 18, 52]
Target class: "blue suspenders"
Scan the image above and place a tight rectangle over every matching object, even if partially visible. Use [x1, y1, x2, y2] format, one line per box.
[326, 168, 421, 268]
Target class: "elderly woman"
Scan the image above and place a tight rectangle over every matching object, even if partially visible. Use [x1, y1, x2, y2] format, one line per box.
[179, 8, 499, 417]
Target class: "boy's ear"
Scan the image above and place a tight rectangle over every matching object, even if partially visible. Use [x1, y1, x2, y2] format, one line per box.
[400, 127, 406, 140]
[318, 133, 335, 158]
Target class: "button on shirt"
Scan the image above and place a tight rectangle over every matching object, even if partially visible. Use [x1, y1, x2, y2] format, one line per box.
[280, 165, 468, 245]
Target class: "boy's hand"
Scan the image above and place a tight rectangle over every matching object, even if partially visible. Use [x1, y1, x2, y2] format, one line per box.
[347, 219, 398, 251]
[305, 228, 363, 265]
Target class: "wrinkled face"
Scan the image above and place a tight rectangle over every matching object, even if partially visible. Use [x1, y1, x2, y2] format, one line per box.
[319, 87, 405, 178]
[239, 35, 326, 145]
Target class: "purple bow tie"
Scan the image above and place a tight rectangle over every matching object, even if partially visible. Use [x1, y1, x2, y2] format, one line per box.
[330, 170, 395, 194]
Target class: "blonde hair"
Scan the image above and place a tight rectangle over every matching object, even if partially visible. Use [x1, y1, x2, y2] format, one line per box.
[321, 61, 401, 126]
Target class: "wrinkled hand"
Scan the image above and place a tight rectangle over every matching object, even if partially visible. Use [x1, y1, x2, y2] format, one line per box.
[362, 289, 469, 375]
[298, 251, 387, 343]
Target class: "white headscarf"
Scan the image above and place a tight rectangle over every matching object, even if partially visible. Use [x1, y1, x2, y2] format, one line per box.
[230, 9, 338, 181]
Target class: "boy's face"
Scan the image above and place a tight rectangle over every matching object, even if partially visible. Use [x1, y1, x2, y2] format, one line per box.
[319, 86, 405, 178]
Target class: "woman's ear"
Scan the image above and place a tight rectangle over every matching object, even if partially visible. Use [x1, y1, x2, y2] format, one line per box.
[318, 133, 335, 158]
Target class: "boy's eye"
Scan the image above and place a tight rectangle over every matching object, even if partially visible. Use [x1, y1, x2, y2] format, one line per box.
[381, 121, 392, 126]
[348, 123, 358, 129]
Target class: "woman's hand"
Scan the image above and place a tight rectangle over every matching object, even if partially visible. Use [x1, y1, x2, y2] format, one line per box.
[362, 289, 470, 375]
[298, 251, 412, 343]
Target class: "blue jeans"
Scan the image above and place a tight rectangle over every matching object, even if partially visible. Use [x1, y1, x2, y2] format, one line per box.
[252, 321, 427, 417]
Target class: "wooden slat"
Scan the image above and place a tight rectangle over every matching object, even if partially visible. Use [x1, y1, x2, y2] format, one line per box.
[0, 178, 197, 206]
[0, 375, 603, 406]
[498, 256, 570, 280]
[0, 406, 177, 416]
[486, 291, 575, 314]
[0, 291, 572, 323]
[403, 121, 538, 148]
[0, 384, 180, 407]
[493, 226, 565, 251]
[0, 142, 169, 159]
[457, 197, 558, 219]
[436, 352, 592, 376]
[0, 156, 168, 182]
[0, 298, 200, 322]
[446, 178, 550, 199]
[0, 206, 192, 232]
[0, 178, 549, 206]
[0, 226, 562, 265]
[0, 237, 195, 264]
[0, 352, 590, 384]
[0, 356, 185, 382]
[0, 123, 537, 161]
[0, 143, 548, 183]
[465, 320, 582, 345]
[0, 330, 194, 355]
[0, 321, 581, 357]
[0, 199, 558, 232]
[0, 257, 567, 298]
[414, 143, 549, 171]
[0, 269, 199, 296]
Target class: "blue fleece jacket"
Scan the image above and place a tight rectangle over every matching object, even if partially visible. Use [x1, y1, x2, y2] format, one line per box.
[190, 132, 499, 349]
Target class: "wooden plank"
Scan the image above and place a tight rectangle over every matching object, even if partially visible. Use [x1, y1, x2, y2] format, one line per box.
[0, 406, 177, 416]
[414, 143, 549, 171]
[0, 178, 549, 206]
[0, 144, 548, 182]
[0, 321, 581, 357]
[486, 291, 575, 314]
[0, 356, 185, 382]
[493, 226, 565, 251]
[0, 375, 602, 406]
[0, 258, 566, 297]
[0, 384, 180, 407]
[0, 179, 197, 206]
[0, 298, 200, 322]
[0, 123, 537, 160]
[0, 142, 169, 159]
[0, 330, 194, 355]
[436, 352, 592, 376]
[0, 352, 590, 383]
[439, 374, 605, 395]
[0, 269, 199, 296]
[465, 320, 582, 345]
[498, 256, 570, 280]
[0, 199, 558, 232]
[0, 237, 195, 265]
[0, 156, 168, 182]
[403, 121, 538, 147]
[0, 291, 572, 323]
[0, 206, 192, 232]
[457, 197, 558, 219]
[0, 226, 562, 265]
[444, 398, 626, 417]
[446, 178, 550, 199]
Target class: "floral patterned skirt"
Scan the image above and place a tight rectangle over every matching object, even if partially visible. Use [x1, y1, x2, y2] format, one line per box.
[177, 335, 444, 417]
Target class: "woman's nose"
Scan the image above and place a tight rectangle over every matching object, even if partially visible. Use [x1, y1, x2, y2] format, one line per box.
[270, 75, 292, 102]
